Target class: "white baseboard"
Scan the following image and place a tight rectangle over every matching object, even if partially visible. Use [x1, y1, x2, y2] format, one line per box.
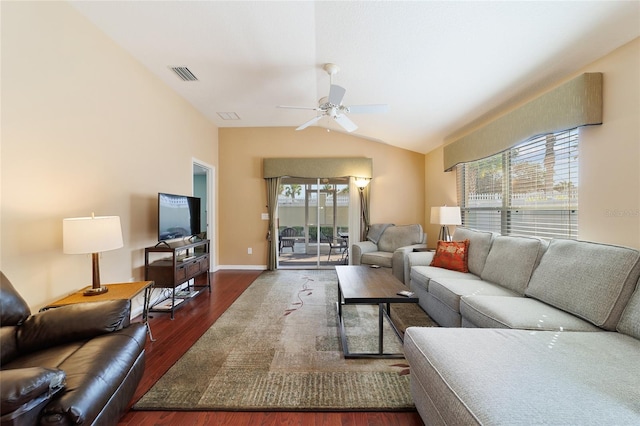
[216, 265, 267, 270]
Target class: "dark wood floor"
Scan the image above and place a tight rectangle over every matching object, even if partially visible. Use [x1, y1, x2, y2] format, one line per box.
[118, 270, 424, 426]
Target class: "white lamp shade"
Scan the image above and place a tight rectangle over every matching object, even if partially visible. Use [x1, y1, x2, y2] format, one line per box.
[430, 206, 462, 226]
[63, 216, 123, 254]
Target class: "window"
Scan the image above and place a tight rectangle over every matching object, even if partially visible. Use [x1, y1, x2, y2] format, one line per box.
[457, 129, 578, 239]
[277, 177, 350, 268]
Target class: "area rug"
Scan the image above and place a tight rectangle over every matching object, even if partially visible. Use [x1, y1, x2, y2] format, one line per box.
[133, 269, 437, 412]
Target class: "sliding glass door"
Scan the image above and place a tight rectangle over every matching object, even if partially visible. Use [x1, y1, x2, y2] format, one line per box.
[278, 177, 349, 268]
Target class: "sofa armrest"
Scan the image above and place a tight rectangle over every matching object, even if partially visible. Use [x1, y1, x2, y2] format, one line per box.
[351, 241, 378, 265]
[403, 251, 436, 286]
[406, 251, 435, 266]
[16, 300, 131, 355]
[39, 324, 147, 426]
[392, 244, 428, 285]
[0, 367, 65, 417]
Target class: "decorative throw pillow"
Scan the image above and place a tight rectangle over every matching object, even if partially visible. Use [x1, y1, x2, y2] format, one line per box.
[430, 240, 470, 272]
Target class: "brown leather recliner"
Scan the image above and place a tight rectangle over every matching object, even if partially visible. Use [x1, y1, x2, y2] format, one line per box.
[0, 272, 146, 426]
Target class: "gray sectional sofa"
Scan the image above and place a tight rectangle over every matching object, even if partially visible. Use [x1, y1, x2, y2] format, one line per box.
[403, 227, 640, 425]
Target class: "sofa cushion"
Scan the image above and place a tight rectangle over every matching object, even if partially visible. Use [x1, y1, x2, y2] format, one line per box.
[360, 251, 393, 268]
[617, 280, 640, 339]
[378, 224, 423, 253]
[428, 278, 519, 313]
[451, 227, 494, 276]
[409, 268, 429, 294]
[366, 223, 393, 244]
[460, 296, 601, 331]
[410, 265, 481, 292]
[430, 240, 469, 272]
[481, 236, 547, 295]
[525, 239, 640, 330]
[423, 292, 464, 327]
[404, 327, 640, 425]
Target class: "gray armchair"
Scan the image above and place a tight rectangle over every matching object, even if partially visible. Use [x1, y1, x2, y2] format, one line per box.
[351, 224, 426, 285]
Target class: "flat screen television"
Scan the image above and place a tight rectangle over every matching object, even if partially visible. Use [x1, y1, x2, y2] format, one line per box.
[158, 192, 201, 242]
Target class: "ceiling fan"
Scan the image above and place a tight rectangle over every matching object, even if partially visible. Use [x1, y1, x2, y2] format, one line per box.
[278, 63, 388, 133]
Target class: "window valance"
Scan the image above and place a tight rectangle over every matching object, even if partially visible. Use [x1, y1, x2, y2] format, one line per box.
[443, 73, 602, 171]
[263, 157, 372, 179]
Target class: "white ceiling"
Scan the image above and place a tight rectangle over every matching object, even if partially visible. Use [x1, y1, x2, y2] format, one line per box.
[70, 1, 639, 154]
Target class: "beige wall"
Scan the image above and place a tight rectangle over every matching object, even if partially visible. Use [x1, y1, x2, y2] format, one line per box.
[3, 3, 637, 310]
[218, 127, 425, 267]
[1, 2, 218, 309]
[425, 38, 640, 249]
[423, 148, 458, 247]
[580, 38, 639, 248]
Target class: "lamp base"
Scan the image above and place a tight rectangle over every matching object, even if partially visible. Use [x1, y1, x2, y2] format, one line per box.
[438, 226, 452, 242]
[83, 286, 108, 296]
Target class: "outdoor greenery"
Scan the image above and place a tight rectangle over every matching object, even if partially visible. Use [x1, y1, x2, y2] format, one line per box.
[279, 183, 349, 200]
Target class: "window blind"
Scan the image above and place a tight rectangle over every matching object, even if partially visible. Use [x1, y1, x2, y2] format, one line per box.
[457, 129, 578, 239]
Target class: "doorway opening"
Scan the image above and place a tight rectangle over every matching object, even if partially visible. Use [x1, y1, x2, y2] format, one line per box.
[278, 177, 350, 269]
[193, 159, 215, 270]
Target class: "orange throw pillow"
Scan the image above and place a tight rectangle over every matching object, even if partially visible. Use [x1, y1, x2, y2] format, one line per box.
[430, 240, 470, 273]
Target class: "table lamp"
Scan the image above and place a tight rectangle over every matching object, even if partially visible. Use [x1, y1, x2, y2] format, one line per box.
[430, 206, 462, 242]
[63, 214, 123, 295]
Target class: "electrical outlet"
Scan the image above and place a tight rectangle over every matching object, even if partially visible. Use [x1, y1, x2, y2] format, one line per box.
[248, 247, 252, 255]
[261, 213, 269, 220]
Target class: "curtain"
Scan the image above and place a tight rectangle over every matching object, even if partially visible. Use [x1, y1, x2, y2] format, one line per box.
[443, 73, 602, 171]
[359, 185, 370, 241]
[264, 157, 372, 179]
[347, 177, 371, 248]
[263, 157, 373, 267]
[265, 177, 281, 270]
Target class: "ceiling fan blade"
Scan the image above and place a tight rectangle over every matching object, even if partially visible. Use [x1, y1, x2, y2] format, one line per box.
[347, 104, 389, 114]
[277, 105, 319, 111]
[328, 84, 346, 105]
[333, 114, 358, 132]
[296, 115, 323, 131]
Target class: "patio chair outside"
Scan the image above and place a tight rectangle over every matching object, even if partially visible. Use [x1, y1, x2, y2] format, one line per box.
[322, 231, 348, 262]
[279, 227, 298, 253]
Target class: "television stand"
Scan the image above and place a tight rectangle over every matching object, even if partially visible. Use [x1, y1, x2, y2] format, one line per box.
[144, 239, 210, 319]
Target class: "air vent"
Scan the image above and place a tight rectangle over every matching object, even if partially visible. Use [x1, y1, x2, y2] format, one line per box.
[217, 112, 241, 120]
[170, 67, 198, 81]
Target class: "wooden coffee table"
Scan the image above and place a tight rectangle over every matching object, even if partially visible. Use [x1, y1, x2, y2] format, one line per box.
[335, 265, 418, 358]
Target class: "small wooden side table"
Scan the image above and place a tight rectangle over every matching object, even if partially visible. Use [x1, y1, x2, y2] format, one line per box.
[43, 281, 155, 341]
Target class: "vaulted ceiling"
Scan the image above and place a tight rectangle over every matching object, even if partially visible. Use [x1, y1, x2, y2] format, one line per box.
[70, 1, 640, 154]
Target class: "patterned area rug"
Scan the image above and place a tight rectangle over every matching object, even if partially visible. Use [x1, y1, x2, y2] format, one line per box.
[133, 269, 437, 411]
